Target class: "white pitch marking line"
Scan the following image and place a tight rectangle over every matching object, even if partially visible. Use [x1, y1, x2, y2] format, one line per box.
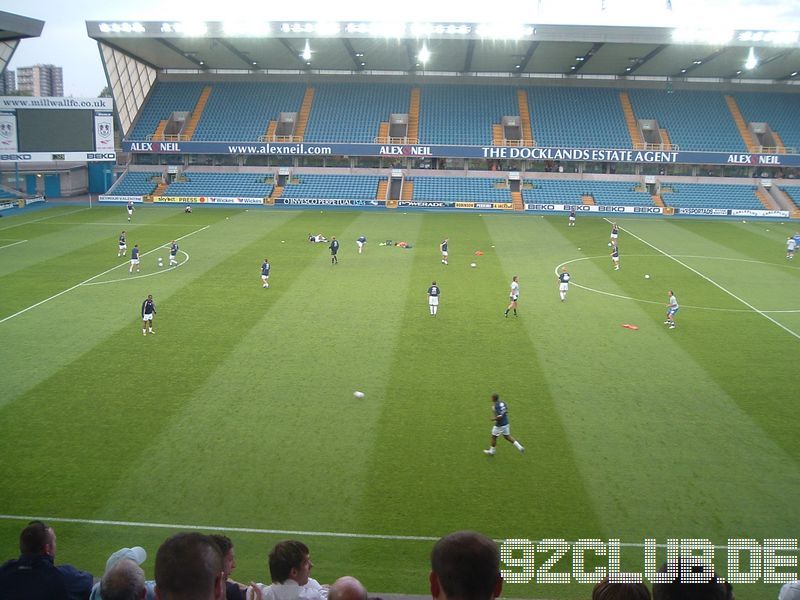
[0, 239, 27, 250]
[83, 251, 190, 286]
[0, 226, 209, 325]
[0, 513, 733, 550]
[608, 219, 800, 341]
[0, 207, 91, 232]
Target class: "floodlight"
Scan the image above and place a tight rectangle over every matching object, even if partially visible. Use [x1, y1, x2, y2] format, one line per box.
[745, 47, 758, 70]
[418, 44, 431, 64]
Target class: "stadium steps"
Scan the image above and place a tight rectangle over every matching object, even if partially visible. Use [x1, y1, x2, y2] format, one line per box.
[772, 131, 787, 154]
[619, 92, 644, 147]
[517, 89, 534, 145]
[582, 194, 595, 205]
[269, 185, 284, 201]
[376, 179, 388, 200]
[651, 194, 665, 207]
[152, 120, 168, 140]
[511, 190, 524, 211]
[756, 186, 779, 210]
[294, 88, 315, 141]
[378, 121, 389, 142]
[401, 180, 413, 201]
[492, 123, 504, 145]
[152, 182, 169, 197]
[659, 129, 673, 150]
[725, 95, 759, 153]
[182, 86, 213, 140]
[407, 88, 420, 143]
[264, 120, 277, 141]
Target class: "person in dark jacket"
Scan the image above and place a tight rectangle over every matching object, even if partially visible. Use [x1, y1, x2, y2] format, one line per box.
[0, 520, 93, 600]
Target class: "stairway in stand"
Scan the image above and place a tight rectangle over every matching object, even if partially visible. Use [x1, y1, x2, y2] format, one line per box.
[725, 95, 759, 153]
[401, 180, 414, 201]
[492, 124, 504, 145]
[182, 86, 212, 140]
[150, 182, 168, 200]
[407, 89, 420, 143]
[152, 120, 168, 140]
[582, 194, 595, 205]
[619, 92, 643, 148]
[517, 90, 534, 145]
[650, 194, 665, 208]
[264, 121, 277, 141]
[294, 88, 315, 141]
[376, 179, 388, 201]
[511, 191, 524, 211]
[377, 122, 390, 142]
[755, 187, 778, 210]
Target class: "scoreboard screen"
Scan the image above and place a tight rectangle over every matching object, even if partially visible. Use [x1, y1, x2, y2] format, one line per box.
[0, 97, 116, 162]
[16, 109, 95, 152]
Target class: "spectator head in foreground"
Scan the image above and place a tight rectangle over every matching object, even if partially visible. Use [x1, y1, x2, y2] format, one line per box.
[429, 531, 502, 600]
[154, 532, 224, 600]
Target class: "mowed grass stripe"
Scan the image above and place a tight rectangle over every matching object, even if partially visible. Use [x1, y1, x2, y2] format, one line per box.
[0, 208, 252, 402]
[354, 214, 604, 541]
[91, 211, 423, 530]
[519, 218, 800, 542]
[0, 210, 322, 520]
[606, 218, 800, 467]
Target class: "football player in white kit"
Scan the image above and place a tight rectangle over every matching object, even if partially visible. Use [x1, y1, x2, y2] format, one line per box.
[504, 276, 519, 317]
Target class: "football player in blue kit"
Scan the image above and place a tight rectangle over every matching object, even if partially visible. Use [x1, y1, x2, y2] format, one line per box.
[118, 231, 127, 257]
[169, 241, 179, 266]
[141, 294, 156, 335]
[484, 393, 525, 455]
[330, 237, 339, 264]
[427, 281, 441, 316]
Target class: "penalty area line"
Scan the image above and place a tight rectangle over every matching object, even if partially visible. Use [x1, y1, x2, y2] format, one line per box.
[0, 225, 209, 325]
[609, 219, 800, 341]
[0, 239, 27, 250]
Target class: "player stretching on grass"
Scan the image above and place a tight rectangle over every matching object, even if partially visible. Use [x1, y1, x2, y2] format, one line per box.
[484, 393, 524, 455]
[504, 276, 519, 317]
[665, 291, 679, 329]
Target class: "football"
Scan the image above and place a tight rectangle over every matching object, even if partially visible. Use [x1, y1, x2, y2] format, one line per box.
[645, 274, 650, 279]
[353, 391, 365, 399]
[470, 262, 477, 268]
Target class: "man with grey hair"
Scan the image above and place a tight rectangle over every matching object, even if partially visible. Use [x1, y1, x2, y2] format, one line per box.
[100, 559, 147, 600]
[89, 547, 156, 600]
[328, 576, 368, 600]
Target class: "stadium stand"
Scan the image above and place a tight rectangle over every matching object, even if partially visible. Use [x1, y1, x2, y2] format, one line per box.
[106, 172, 162, 196]
[128, 82, 207, 140]
[280, 174, 383, 200]
[659, 183, 761, 209]
[304, 83, 411, 143]
[417, 85, 518, 146]
[163, 172, 274, 198]
[409, 177, 511, 202]
[521, 179, 654, 206]
[733, 92, 800, 151]
[627, 89, 747, 152]
[526, 87, 630, 149]
[780, 184, 800, 206]
[193, 83, 307, 142]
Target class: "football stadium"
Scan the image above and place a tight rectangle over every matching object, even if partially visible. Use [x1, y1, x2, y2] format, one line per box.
[1, 4, 800, 599]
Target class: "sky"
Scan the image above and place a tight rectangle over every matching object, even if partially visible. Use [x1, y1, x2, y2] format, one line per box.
[4, 0, 800, 98]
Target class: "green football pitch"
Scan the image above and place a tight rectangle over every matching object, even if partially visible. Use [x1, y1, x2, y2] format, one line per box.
[1, 204, 799, 599]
